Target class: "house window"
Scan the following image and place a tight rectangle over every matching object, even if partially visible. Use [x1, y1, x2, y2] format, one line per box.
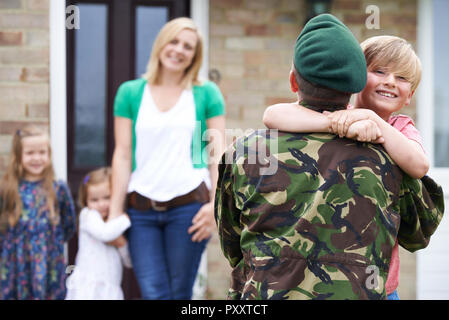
[135, 6, 169, 78]
[73, 3, 108, 168]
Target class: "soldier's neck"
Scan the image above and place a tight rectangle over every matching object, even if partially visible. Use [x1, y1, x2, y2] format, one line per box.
[298, 100, 347, 113]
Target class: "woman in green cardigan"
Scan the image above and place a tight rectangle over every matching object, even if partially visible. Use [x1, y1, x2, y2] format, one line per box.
[108, 17, 226, 299]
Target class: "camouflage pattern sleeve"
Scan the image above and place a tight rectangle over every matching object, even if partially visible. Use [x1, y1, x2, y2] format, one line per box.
[397, 174, 445, 252]
[214, 143, 245, 299]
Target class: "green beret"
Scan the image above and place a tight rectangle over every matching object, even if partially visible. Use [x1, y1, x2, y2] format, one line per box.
[294, 14, 367, 93]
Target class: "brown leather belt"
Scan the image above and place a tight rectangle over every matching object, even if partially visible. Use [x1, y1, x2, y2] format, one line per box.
[126, 182, 210, 212]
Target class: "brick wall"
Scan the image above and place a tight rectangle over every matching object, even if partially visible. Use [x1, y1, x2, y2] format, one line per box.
[209, 0, 307, 132]
[0, 0, 50, 174]
[208, 0, 418, 300]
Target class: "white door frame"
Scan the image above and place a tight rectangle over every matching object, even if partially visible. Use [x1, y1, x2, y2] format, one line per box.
[191, 0, 210, 80]
[49, 0, 68, 181]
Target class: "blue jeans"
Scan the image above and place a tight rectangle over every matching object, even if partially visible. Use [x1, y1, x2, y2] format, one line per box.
[387, 290, 400, 300]
[127, 201, 208, 300]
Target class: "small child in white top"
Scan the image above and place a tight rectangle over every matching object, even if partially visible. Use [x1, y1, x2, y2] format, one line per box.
[65, 167, 132, 300]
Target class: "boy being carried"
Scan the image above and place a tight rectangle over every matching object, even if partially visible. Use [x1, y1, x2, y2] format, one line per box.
[263, 35, 428, 300]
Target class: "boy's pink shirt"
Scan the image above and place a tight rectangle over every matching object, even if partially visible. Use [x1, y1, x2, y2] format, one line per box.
[385, 114, 424, 295]
[387, 115, 424, 152]
[346, 106, 424, 295]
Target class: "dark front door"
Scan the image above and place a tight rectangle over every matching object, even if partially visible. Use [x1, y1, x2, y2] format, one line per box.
[66, 0, 191, 300]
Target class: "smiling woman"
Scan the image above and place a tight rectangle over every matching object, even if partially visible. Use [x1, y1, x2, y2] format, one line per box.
[159, 30, 197, 73]
[108, 17, 226, 300]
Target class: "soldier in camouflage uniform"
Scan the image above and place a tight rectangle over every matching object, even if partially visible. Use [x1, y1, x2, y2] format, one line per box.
[214, 14, 444, 300]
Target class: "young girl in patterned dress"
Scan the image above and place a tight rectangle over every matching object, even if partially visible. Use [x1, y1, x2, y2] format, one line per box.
[0, 126, 76, 299]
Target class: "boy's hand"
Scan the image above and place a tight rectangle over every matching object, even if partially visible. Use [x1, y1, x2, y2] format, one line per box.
[346, 120, 384, 143]
[325, 109, 375, 137]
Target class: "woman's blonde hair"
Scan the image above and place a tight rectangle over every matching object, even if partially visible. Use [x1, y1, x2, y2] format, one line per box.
[0, 126, 57, 228]
[142, 17, 203, 88]
[361, 35, 422, 91]
[77, 167, 111, 208]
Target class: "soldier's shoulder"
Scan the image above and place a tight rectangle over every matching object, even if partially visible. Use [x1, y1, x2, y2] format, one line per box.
[228, 129, 268, 149]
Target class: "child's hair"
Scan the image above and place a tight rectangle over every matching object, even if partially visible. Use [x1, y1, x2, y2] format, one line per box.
[142, 17, 203, 89]
[0, 126, 57, 227]
[361, 35, 422, 92]
[77, 167, 112, 208]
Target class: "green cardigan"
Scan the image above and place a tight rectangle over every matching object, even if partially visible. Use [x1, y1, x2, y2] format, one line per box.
[113, 78, 225, 171]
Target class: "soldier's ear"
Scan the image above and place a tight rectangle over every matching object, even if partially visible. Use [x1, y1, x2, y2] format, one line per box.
[290, 70, 299, 93]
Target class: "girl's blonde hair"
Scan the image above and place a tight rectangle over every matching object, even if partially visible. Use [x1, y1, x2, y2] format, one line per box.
[0, 126, 57, 228]
[142, 17, 203, 88]
[77, 167, 111, 208]
[361, 35, 422, 92]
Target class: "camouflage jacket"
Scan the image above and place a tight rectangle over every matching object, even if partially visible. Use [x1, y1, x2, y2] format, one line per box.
[214, 130, 444, 300]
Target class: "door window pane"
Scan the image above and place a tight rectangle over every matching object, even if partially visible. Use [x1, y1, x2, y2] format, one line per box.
[434, 0, 449, 167]
[135, 6, 168, 78]
[74, 4, 108, 167]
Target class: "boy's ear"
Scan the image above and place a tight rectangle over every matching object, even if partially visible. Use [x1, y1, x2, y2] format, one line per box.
[405, 89, 415, 106]
[289, 70, 299, 93]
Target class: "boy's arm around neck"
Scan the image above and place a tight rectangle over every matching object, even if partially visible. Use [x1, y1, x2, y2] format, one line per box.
[263, 103, 331, 133]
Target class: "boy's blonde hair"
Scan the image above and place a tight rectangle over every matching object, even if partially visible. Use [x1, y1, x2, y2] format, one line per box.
[142, 17, 203, 89]
[0, 126, 57, 228]
[77, 167, 111, 208]
[361, 35, 422, 91]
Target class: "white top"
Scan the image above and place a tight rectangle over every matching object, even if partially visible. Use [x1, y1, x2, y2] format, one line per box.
[65, 208, 132, 300]
[127, 85, 210, 201]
